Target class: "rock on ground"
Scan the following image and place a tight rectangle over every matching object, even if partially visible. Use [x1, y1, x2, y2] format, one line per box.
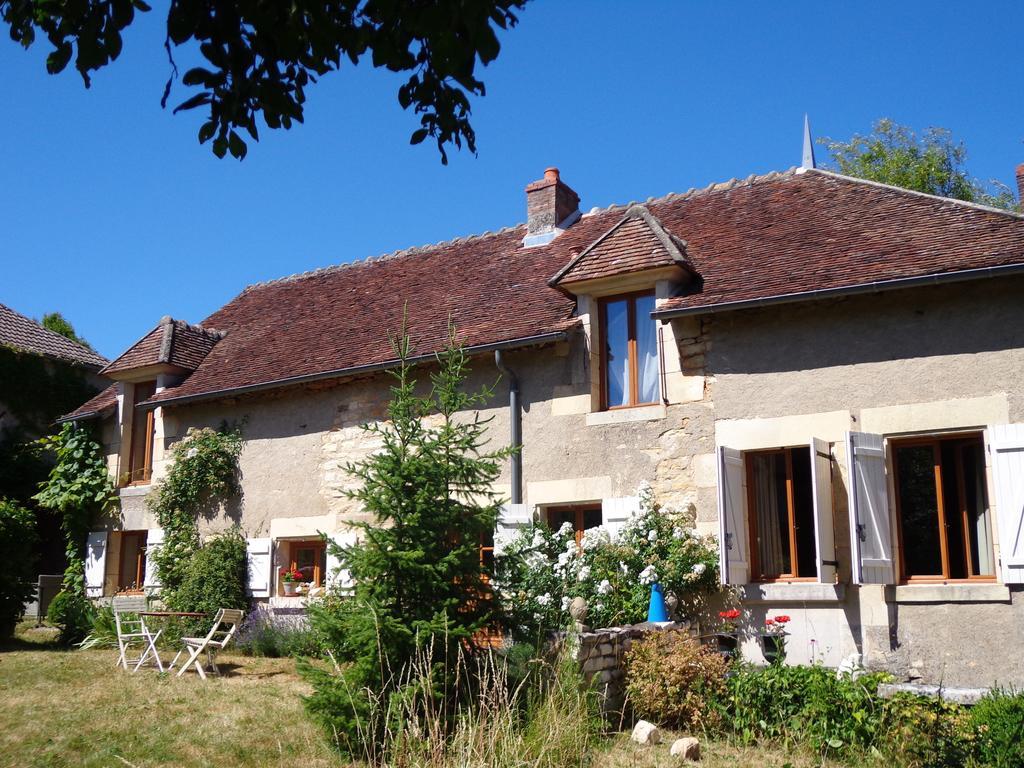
[630, 720, 661, 745]
[670, 737, 700, 760]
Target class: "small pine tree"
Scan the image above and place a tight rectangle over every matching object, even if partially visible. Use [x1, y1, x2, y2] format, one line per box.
[303, 324, 514, 756]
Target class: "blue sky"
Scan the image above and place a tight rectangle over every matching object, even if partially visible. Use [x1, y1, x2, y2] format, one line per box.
[2, 1, 1022, 360]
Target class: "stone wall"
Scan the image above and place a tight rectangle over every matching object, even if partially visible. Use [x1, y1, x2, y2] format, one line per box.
[570, 621, 691, 724]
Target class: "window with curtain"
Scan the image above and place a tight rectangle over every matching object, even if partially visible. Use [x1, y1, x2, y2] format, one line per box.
[892, 432, 993, 581]
[746, 447, 818, 581]
[599, 292, 660, 409]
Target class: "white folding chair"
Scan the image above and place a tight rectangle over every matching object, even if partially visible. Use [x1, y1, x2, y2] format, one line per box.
[113, 597, 163, 673]
[170, 608, 244, 679]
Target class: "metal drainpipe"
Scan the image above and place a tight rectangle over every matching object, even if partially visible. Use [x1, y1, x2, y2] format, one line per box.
[494, 349, 522, 504]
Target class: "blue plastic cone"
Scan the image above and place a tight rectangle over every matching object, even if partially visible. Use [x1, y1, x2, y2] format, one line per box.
[647, 582, 668, 622]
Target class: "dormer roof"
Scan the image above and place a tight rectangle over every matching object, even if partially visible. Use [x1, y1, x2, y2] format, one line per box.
[101, 316, 224, 377]
[548, 205, 694, 289]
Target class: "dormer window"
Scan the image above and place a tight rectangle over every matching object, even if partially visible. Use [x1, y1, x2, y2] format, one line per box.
[600, 292, 659, 409]
[127, 381, 156, 485]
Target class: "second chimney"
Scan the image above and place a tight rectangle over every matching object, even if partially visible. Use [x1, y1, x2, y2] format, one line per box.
[523, 167, 580, 247]
[1016, 163, 1024, 209]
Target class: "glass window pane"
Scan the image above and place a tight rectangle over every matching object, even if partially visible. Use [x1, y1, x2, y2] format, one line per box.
[961, 441, 994, 576]
[896, 445, 944, 577]
[790, 447, 818, 578]
[751, 453, 791, 578]
[635, 295, 659, 403]
[604, 299, 630, 407]
[582, 509, 602, 530]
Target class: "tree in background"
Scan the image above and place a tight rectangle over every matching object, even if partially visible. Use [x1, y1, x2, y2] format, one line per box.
[40, 312, 94, 351]
[2, 0, 528, 161]
[0, 498, 38, 637]
[302, 326, 513, 757]
[820, 118, 1020, 211]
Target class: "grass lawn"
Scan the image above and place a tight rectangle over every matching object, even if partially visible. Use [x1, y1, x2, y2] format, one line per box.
[1, 625, 842, 768]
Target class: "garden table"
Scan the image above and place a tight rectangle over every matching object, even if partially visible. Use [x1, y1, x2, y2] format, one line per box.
[133, 612, 208, 671]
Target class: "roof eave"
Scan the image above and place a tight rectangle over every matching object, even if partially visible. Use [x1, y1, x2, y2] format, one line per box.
[138, 329, 575, 411]
[652, 262, 1024, 321]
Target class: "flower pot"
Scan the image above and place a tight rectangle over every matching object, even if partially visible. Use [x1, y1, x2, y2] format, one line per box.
[283, 582, 298, 596]
[714, 632, 739, 655]
[760, 633, 786, 664]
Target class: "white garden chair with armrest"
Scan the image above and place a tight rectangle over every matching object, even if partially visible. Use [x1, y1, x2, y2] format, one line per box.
[170, 608, 244, 679]
[112, 595, 163, 673]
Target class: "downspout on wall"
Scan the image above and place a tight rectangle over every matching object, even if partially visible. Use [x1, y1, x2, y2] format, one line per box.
[494, 350, 522, 504]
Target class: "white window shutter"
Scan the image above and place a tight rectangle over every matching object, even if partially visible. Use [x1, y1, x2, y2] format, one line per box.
[717, 446, 748, 585]
[326, 529, 360, 591]
[494, 503, 533, 555]
[601, 496, 639, 541]
[246, 538, 272, 598]
[810, 438, 837, 583]
[143, 528, 164, 590]
[988, 424, 1024, 584]
[84, 531, 108, 598]
[846, 432, 894, 584]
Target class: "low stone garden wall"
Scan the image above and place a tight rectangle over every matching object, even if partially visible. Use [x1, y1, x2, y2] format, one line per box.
[564, 620, 692, 724]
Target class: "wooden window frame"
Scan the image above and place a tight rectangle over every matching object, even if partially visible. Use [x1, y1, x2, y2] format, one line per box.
[126, 381, 157, 486]
[545, 504, 602, 546]
[117, 530, 147, 594]
[891, 432, 995, 584]
[744, 448, 817, 584]
[279, 539, 327, 594]
[598, 291, 658, 411]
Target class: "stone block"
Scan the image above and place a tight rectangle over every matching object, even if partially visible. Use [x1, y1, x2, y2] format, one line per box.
[631, 720, 661, 745]
[670, 737, 700, 760]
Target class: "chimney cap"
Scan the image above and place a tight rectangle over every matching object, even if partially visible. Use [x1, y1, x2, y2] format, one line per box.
[544, 167, 560, 181]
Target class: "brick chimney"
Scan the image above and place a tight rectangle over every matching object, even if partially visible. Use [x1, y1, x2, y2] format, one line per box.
[523, 167, 581, 247]
[1016, 163, 1024, 208]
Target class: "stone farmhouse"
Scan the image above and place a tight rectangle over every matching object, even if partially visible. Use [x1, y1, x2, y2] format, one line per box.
[63, 162, 1024, 688]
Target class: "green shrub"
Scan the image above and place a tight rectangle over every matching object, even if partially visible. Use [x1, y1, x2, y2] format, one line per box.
[879, 692, 975, 768]
[0, 498, 38, 637]
[169, 528, 248, 632]
[970, 689, 1024, 768]
[46, 589, 94, 645]
[624, 630, 728, 731]
[725, 662, 889, 755]
[236, 611, 323, 658]
[78, 605, 119, 650]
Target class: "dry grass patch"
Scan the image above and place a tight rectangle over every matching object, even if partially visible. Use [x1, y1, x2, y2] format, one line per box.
[0, 629, 334, 768]
[594, 732, 852, 768]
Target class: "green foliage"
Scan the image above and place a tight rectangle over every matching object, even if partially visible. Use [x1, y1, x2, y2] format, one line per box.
[495, 485, 720, 638]
[78, 605, 119, 650]
[303, 327, 514, 758]
[625, 630, 728, 731]
[0, 345, 99, 441]
[236, 612, 324, 659]
[46, 589, 94, 645]
[168, 528, 248, 624]
[34, 422, 116, 594]
[879, 693, 975, 768]
[0, 498, 38, 636]
[820, 118, 1020, 211]
[970, 689, 1024, 768]
[40, 312, 93, 350]
[1, 0, 527, 162]
[723, 662, 890, 756]
[147, 426, 242, 602]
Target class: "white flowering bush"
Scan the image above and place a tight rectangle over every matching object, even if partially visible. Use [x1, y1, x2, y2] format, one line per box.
[494, 484, 720, 640]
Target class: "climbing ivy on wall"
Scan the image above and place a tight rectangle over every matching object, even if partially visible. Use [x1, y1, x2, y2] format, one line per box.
[34, 422, 117, 593]
[147, 426, 243, 605]
[0, 346, 99, 440]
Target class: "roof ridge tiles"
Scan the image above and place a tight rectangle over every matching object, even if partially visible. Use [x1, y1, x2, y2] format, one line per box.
[241, 168, 806, 295]
[808, 168, 1024, 220]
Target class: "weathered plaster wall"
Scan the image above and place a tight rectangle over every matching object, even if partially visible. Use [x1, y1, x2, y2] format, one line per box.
[706, 277, 1024, 687]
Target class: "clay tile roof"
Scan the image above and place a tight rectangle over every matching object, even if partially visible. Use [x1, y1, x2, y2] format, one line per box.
[70, 166, 1024, 414]
[0, 303, 108, 368]
[550, 205, 692, 286]
[61, 384, 119, 422]
[653, 169, 1024, 315]
[102, 317, 223, 375]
